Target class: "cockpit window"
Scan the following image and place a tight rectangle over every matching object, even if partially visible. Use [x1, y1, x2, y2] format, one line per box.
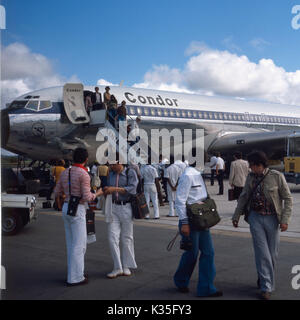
[25, 100, 39, 111]
[39, 100, 52, 110]
[8, 100, 28, 109]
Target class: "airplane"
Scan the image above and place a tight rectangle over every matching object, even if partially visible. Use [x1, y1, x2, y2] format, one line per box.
[1, 83, 300, 167]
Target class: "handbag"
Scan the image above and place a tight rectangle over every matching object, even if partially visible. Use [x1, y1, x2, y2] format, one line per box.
[130, 192, 149, 219]
[86, 208, 96, 235]
[228, 188, 237, 201]
[243, 171, 270, 222]
[67, 168, 81, 216]
[125, 168, 149, 219]
[186, 196, 221, 230]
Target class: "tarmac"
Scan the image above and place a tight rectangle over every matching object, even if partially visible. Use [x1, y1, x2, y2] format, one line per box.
[1, 179, 300, 300]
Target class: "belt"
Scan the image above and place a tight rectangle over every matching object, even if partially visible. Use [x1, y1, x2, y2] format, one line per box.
[112, 200, 131, 205]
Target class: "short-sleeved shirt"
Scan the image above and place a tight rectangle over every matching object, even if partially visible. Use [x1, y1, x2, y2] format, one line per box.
[164, 161, 186, 187]
[52, 166, 65, 183]
[107, 167, 138, 202]
[140, 165, 158, 185]
[54, 166, 96, 204]
[216, 157, 225, 170]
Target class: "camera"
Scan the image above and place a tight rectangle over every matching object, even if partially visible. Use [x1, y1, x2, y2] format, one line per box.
[180, 239, 193, 251]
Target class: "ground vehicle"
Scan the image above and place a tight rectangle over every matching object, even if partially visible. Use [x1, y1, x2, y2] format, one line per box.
[284, 133, 300, 184]
[1, 193, 37, 236]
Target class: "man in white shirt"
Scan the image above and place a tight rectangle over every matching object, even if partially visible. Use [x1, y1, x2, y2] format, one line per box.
[174, 162, 222, 297]
[140, 164, 160, 219]
[209, 153, 218, 186]
[216, 152, 225, 195]
[164, 158, 186, 217]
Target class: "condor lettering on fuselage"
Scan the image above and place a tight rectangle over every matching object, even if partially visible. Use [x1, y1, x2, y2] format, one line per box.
[125, 92, 179, 107]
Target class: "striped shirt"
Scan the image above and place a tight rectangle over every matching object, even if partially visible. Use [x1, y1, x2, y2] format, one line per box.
[54, 166, 96, 204]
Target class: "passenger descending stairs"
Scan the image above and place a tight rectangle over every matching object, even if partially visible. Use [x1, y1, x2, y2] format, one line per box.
[96, 120, 154, 165]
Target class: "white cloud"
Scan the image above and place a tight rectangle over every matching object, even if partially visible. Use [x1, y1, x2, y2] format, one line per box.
[121, 43, 300, 106]
[1, 42, 79, 107]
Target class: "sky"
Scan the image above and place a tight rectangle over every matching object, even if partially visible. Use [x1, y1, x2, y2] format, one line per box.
[1, 0, 300, 107]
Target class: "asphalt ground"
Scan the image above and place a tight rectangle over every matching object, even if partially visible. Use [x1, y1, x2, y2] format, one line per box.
[1, 178, 300, 301]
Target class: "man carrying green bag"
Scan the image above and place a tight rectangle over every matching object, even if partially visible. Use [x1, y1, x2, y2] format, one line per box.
[173, 161, 222, 297]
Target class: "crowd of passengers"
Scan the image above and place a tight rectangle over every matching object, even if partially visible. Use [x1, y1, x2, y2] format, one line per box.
[84, 86, 128, 128]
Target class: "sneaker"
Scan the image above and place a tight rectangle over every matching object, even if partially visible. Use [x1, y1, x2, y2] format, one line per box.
[123, 268, 131, 276]
[144, 215, 150, 220]
[106, 269, 123, 279]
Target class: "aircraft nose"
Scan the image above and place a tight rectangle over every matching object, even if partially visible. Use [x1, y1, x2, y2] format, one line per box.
[1, 109, 10, 149]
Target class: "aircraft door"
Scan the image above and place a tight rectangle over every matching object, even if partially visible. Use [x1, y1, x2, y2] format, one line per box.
[63, 83, 90, 124]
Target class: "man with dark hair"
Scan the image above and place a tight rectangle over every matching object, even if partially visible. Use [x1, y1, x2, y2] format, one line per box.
[209, 153, 218, 186]
[229, 151, 249, 200]
[216, 152, 225, 195]
[103, 159, 139, 279]
[91, 87, 104, 110]
[174, 162, 222, 297]
[232, 150, 293, 300]
[55, 148, 103, 286]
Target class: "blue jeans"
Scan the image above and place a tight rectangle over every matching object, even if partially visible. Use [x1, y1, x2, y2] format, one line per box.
[174, 221, 217, 296]
[248, 211, 280, 292]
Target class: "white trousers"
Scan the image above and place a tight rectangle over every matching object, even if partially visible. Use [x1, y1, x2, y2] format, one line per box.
[167, 184, 176, 216]
[107, 203, 137, 271]
[144, 184, 159, 218]
[62, 203, 87, 284]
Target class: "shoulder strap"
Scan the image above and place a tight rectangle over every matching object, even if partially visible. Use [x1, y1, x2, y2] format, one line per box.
[68, 168, 72, 196]
[246, 170, 270, 206]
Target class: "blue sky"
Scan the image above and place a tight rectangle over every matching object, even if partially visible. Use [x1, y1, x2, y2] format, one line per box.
[1, 0, 300, 105]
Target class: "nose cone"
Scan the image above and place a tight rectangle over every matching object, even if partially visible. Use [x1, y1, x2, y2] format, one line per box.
[1, 109, 10, 149]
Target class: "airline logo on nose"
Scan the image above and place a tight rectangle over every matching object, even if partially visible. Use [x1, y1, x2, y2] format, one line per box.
[0, 5, 6, 30]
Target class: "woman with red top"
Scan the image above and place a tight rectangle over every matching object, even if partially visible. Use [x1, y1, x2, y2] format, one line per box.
[55, 148, 103, 286]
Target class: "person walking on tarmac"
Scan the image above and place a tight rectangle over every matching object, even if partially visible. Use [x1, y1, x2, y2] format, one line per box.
[232, 151, 292, 300]
[54, 148, 103, 286]
[216, 152, 225, 195]
[140, 163, 160, 219]
[174, 161, 222, 297]
[103, 157, 139, 279]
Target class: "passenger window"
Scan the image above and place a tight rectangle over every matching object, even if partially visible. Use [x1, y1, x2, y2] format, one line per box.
[193, 111, 198, 118]
[130, 107, 135, 115]
[25, 100, 39, 111]
[187, 111, 192, 118]
[170, 110, 175, 117]
[144, 108, 149, 116]
[157, 108, 162, 116]
[151, 108, 156, 116]
[164, 109, 169, 116]
[39, 101, 52, 111]
[137, 107, 142, 115]
[182, 110, 186, 117]
[176, 110, 181, 117]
